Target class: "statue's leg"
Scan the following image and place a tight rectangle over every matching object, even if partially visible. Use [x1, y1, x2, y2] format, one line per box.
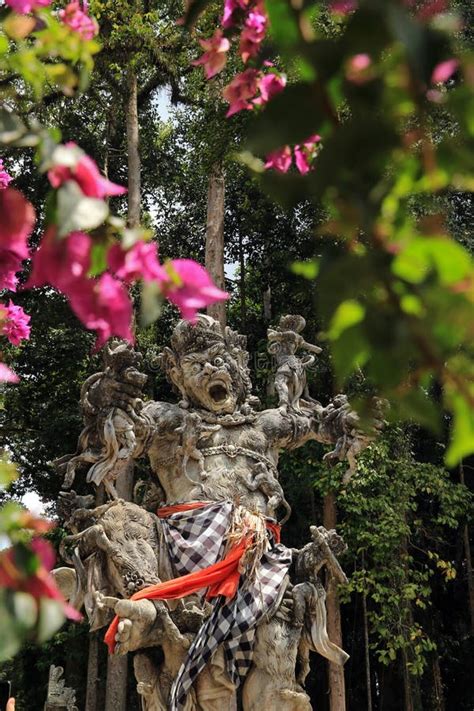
[275, 374, 291, 408]
[195, 647, 237, 711]
[242, 618, 312, 711]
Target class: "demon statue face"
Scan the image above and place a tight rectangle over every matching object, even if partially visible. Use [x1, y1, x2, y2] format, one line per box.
[160, 315, 255, 415]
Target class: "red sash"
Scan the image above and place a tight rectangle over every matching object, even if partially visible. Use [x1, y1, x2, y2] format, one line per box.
[104, 502, 280, 654]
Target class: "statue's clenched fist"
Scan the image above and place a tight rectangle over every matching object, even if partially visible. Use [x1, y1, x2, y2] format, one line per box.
[96, 594, 158, 654]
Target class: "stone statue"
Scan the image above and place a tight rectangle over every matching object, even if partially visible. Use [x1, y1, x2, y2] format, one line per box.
[267, 314, 322, 412]
[54, 314, 381, 711]
[44, 666, 78, 711]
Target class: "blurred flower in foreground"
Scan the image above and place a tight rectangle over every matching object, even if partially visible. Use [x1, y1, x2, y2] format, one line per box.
[0, 538, 81, 621]
[5, 0, 51, 13]
[161, 259, 229, 322]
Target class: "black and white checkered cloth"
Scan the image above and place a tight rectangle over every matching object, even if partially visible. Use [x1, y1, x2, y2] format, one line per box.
[160, 501, 291, 711]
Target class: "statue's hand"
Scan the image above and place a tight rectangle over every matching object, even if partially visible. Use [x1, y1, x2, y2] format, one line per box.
[88, 373, 145, 417]
[273, 583, 295, 624]
[115, 599, 158, 654]
[109, 598, 158, 655]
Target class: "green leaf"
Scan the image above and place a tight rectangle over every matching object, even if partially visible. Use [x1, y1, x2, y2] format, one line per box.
[265, 0, 299, 48]
[329, 299, 365, 340]
[445, 392, 474, 467]
[392, 237, 472, 286]
[291, 259, 320, 279]
[88, 242, 108, 277]
[140, 281, 163, 327]
[331, 325, 370, 382]
[0, 453, 18, 490]
[56, 181, 108, 237]
[0, 34, 9, 55]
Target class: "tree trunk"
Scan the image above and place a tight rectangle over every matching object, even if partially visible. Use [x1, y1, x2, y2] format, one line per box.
[459, 462, 474, 634]
[323, 493, 346, 711]
[205, 160, 226, 327]
[401, 647, 415, 711]
[126, 70, 141, 228]
[361, 562, 373, 711]
[105, 655, 128, 711]
[400, 530, 422, 711]
[263, 285, 272, 322]
[431, 654, 445, 711]
[85, 632, 100, 711]
[239, 233, 246, 331]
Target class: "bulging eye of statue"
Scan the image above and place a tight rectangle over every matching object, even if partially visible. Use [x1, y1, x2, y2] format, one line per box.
[213, 356, 224, 367]
[191, 363, 202, 375]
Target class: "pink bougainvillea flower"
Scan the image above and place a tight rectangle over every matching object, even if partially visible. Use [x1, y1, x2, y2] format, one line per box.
[0, 188, 34, 261]
[107, 240, 164, 284]
[264, 146, 293, 173]
[239, 10, 267, 63]
[48, 142, 126, 198]
[345, 53, 374, 84]
[5, 0, 51, 13]
[431, 58, 459, 84]
[0, 362, 19, 383]
[192, 29, 230, 79]
[254, 72, 286, 105]
[0, 538, 81, 621]
[27, 229, 134, 350]
[161, 259, 228, 322]
[0, 271, 19, 292]
[0, 160, 12, 190]
[294, 135, 321, 175]
[0, 188, 35, 291]
[26, 228, 91, 293]
[329, 0, 358, 14]
[68, 273, 134, 351]
[223, 68, 260, 117]
[0, 300, 31, 346]
[222, 0, 252, 29]
[59, 1, 98, 40]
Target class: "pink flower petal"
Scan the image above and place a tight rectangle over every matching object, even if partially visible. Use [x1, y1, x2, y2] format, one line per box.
[0, 362, 19, 382]
[5, 0, 51, 13]
[0, 300, 31, 346]
[162, 259, 228, 322]
[431, 58, 459, 84]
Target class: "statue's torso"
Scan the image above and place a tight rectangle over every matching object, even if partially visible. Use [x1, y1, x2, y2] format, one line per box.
[147, 410, 279, 516]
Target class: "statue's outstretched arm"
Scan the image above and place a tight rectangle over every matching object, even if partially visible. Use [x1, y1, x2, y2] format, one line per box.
[261, 395, 384, 466]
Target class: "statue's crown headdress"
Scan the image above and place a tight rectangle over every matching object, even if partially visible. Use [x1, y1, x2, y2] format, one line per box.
[169, 315, 228, 356]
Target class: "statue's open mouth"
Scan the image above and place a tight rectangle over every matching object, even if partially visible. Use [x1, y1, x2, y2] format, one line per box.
[208, 382, 229, 403]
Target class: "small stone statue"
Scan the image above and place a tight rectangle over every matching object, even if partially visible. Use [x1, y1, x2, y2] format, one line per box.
[322, 395, 386, 484]
[44, 666, 78, 711]
[267, 315, 322, 412]
[175, 412, 220, 490]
